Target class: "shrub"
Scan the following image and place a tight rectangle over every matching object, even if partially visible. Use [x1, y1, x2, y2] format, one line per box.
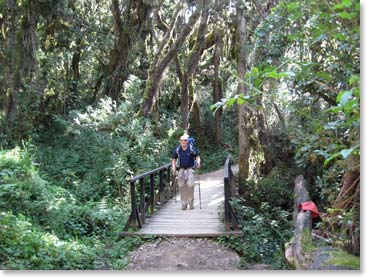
[217, 199, 292, 268]
[0, 212, 97, 270]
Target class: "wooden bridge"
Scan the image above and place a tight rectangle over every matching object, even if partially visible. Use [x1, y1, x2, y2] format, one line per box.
[121, 156, 241, 237]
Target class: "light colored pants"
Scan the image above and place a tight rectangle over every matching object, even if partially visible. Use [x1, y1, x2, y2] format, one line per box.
[177, 168, 195, 207]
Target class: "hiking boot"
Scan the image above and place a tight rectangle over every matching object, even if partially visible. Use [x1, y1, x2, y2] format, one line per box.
[181, 205, 187, 210]
[189, 205, 194, 210]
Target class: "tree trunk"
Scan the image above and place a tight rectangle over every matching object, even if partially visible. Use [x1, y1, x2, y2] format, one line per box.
[71, 38, 81, 95]
[273, 103, 286, 128]
[142, 4, 201, 117]
[213, 31, 223, 146]
[181, 0, 209, 130]
[107, 0, 130, 102]
[6, 0, 38, 120]
[257, 104, 272, 174]
[236, 7, 251, 193]
[190, 101, 203, 140]
[181, 73, 190, 130]
[107, 0, 150, 102]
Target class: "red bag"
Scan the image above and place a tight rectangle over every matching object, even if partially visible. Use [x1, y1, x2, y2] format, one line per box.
[298, 201, 320, 218]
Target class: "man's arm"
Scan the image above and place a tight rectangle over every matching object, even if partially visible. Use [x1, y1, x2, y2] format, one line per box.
[172, 159, 177, 175]
[195, 156, 201, 168]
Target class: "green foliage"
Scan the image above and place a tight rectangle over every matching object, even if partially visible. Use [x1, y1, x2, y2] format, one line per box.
[0, 146, 127, 239]
[0, 97, 175, 269]
[0, 211, 98, 270]
[33, 97, 171, 202]
[326, 250, 360, 269]
[320, 207, 360, 252]
[217, 200, 292, 269]
[244, 166, 295, 210]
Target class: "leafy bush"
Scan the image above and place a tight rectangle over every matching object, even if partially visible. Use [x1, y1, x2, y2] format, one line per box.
[243, 166, 295, 210]
[217, 199, 292, 269]
[0, 97, 178, 269]
[0, 212, 97, 270]
[0, 147, 128, 239]
[33, 98, 173, 201]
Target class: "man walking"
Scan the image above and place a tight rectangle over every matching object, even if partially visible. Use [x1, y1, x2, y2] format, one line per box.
[172, 134, 201, 210]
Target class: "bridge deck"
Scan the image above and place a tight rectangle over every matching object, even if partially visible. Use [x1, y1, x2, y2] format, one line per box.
[136, 166, 239, 236]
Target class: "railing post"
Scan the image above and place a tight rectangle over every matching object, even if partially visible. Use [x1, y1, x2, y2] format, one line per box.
[159, 170, 164, 205]
[139, 178, 145, 224]
[130, 181, 138, 229]
[224, 177, 231, 231]
[149, 174, 155, 214]
[167, 167, 171, 198]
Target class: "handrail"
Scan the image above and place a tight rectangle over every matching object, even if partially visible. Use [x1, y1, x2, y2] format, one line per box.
[124, 163, 173, 231]
[130, 163, 171, 182]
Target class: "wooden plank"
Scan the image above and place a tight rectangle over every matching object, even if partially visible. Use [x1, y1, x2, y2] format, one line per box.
[138, 228, 225, 234]
[144, 222, 224, 226]
[120, 231, 243, 238]
[144, 219, 221, 223]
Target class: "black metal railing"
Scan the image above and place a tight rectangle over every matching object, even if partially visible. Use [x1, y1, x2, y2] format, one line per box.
[224, 156, 240, 231]
[123, 163, 173, 231]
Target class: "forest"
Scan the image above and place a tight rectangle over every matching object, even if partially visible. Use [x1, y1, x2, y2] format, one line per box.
[0, 0, 360, 270]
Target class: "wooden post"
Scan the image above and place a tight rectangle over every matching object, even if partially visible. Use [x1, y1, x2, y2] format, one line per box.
[139, 178, 145, 224]
[167, 167, 172, 198]
[150, 174, 155, 214]
[159, 170, 164, 205]
[224, 177, 230, 231]
[130, 181, 138, 229]
[224, 156, 232, 231]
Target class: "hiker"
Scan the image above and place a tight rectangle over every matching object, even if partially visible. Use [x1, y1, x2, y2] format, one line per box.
[172, 134, 201, 210]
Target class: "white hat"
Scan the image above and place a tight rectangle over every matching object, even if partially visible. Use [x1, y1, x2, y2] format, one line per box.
[180, 134, 189, 140]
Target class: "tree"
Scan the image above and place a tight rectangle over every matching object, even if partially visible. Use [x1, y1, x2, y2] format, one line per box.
[236, 4, 251, 193]
[141, 0, 201, 118]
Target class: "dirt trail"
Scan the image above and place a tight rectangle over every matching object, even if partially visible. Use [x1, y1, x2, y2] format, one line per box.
[126, 166, 241, 270]
[126, 237, 241, 270]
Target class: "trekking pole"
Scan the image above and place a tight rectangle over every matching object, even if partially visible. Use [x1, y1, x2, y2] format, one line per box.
[198, 168, 202, 210]
[173, 170, 177, 203]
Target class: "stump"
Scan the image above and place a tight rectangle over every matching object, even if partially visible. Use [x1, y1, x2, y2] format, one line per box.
[285, 175, 312, 269]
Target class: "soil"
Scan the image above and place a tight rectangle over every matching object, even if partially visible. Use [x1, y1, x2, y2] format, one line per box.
[126, 237, 241, 270]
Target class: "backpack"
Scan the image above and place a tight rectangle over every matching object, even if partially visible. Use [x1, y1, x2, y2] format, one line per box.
[175, 137, 197, 169]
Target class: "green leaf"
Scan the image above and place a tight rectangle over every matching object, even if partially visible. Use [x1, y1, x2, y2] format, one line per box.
[356, 2, 360, 11]
[286, 2, 299, 12]
[226, 97, 237, 108]
[337, 12, 357, 19]
[336, 91, 352, 106]
[334, 3, 345, 10]
[335, 33, 346, 41]
[265, 71, 279, 79]
[342, 0, 352, 7]
[348, 75, 360, 87]
[324, 152, 341, 166]
[326, 106, 343, 114]
[316, 72, 332, 81]
[340, 148, 353, 159]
